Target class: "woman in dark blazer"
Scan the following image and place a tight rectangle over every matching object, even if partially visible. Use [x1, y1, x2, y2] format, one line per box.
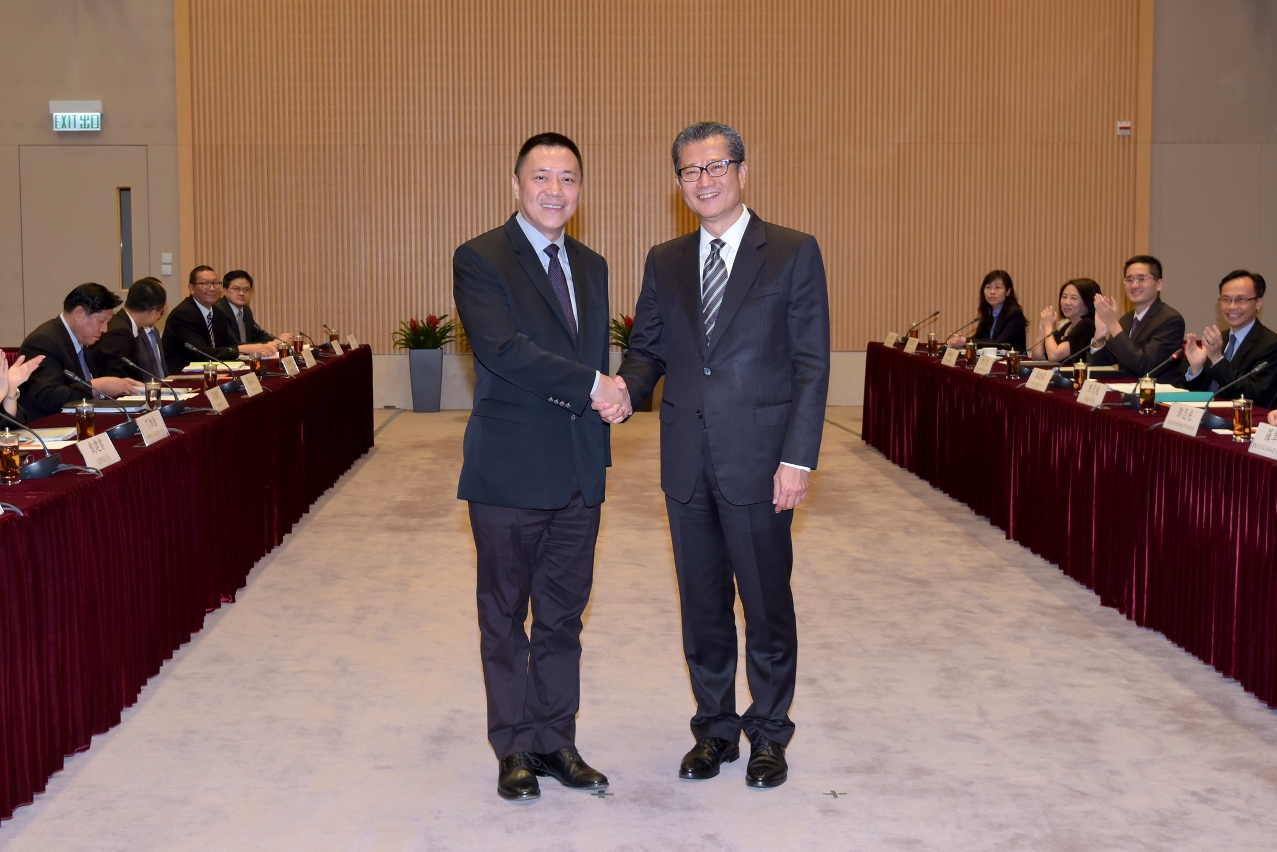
[1030, 278, 1101, 363]
[947, 270, 1026, 351]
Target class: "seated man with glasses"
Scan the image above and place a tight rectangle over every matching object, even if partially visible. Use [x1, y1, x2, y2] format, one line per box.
[163, 265, 277, 374]
[213, 270, 292, 347]
[1088, 254, 1186, 379]
[1182, 270, 1277, 406]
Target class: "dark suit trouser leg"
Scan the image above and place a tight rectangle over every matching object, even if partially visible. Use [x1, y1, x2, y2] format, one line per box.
[469, 489, 599, 759]
[666, 431, 797, 747]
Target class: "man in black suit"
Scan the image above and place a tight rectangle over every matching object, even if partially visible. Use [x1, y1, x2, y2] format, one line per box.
[453, 133, 629, 802]
[91, 278, 170, 382]
[1090, 255, 1186, 379]
[1182, 270, 1277, 406]
[615, 122, 831, 789]
[163, 266, 277, 373]
[17, 283, 143, 420]
[213, 270, 291, 346]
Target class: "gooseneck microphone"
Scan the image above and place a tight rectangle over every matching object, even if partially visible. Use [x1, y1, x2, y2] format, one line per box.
[0, 409, 81, 479]
[182, 342, 245, 392]
[297, 331, 338, 358]
[901, 310, 940, 340]
[62, 371, 141, 439]
[1144, 348, 1184, 381]
[120, 358, 188, 418]
[944, 316, 981, 341]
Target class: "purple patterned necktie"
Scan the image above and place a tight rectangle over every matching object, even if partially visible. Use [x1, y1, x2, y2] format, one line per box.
[544, 244, 577, 339]
[1129, 314, 1140, 337]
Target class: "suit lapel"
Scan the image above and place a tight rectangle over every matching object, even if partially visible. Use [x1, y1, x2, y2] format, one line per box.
[706, 214, 766, 356]
[677, 232, 708, 361]
[505, 216, 578, 344]
[1131, 299, 1162, 343]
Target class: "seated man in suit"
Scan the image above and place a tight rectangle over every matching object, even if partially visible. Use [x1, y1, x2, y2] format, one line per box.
[18, 283, 144, 421]
[163, 265, 276, 373]
[1182, 270, 1277, 406]
[213, 270, 291, 347]
[91, 277, 171, 382]
[1089, 254, 1186, 379]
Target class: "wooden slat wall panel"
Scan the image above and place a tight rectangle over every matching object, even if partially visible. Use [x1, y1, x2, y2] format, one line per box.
[189, 0, 1140, 353]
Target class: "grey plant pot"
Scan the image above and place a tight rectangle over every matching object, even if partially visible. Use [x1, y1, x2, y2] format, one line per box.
[409, 348, 444, 412]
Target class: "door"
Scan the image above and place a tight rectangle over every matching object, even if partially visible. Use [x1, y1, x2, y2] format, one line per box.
[19, 146, 150, 333]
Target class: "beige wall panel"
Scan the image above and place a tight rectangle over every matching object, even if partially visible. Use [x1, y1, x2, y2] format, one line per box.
[189, 0, 1142, 354]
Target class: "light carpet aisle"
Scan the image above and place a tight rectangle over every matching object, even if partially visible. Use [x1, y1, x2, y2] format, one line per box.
[2, 408, 1277, 851]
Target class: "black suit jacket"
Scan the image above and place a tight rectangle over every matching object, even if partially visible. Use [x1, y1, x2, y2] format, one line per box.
[1183, 320, 1277, 406]
[453, 215, 612, 510]
[213, 297, 272, 345]
[162, 296, 241, 373]
[17, 317, 93, 421]
[91, 309, 167, 381]
[1090, 297, 1185, 379]
[618, 212, 831, 505]
[973, 304, 1027, 350]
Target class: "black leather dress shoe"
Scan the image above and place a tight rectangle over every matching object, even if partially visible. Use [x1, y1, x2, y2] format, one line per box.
[745, 736, 787, 788]
[530, 746, 608, 790]
[679, 736, 740, 779]
[497, 752, 540, 801]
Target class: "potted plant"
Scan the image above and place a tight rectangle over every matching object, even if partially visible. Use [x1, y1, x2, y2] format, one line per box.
[609, 313, 651, 412]
[393, 314, 458, 412]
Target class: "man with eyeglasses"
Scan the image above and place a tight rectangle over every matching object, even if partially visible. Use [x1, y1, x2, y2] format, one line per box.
[163, 266, 277, 373]
[213, 270, 291, 347]
[1089, 255, 1186, 379]
[614, 121, 830, 790]
[1182, 270, 1277, 406]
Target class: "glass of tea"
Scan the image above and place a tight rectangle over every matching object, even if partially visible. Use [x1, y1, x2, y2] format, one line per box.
[75, 400, 96, 441]
[1232, 396, 1254, 442]
[292, 336, 305, 358]
[1138, 375, 1156, 414]
[965, 340, 977, 367]
[329, 328, 340, 343]
[202, 363, 218, 392]
[0, 429, 19, 485]
[249, 352, 263, 378]
[1072, 358, 1088, 390]
[1005, 350, 1021, 378]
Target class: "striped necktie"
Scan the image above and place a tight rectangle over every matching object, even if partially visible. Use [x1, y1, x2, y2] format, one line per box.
[701, 239, 728, 343]
[543, 245, 577, 339]
[205, 310, 215, 347]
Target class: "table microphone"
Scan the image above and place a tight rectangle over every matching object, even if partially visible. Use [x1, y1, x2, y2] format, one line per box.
[944, 316, 981, 341]
[120, 358, 188, 417]
[0, 409, 82, 479]
[298, 330, 338, 358]
[62, 370, 141, 439]
[182, 342, 245, 392]
[1097, 350, 1182, 411]
[901, 310, 940, 340]
[1196, 360, 1271, 429]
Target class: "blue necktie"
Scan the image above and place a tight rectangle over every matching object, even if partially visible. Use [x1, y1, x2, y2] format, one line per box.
[544, 245, 577, 340]
[76, 346, 93, 382]
[145, 328, 166, 377]
[1225, 333, 1240, 362]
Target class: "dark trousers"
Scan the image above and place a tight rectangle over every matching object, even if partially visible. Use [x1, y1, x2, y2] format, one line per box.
[469, 488, 600, 759]
[665, 430, 797, 747]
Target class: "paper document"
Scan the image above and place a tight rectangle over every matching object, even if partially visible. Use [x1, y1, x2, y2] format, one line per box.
[182, 362, 249, 373]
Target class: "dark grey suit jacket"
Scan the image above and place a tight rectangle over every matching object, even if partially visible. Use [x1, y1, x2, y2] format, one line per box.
[618, 212, 831, 505]
[213, 297, 272, 345]
[17, 317, 93, 421]
[453, 214, 612, 510]
[1090, 297, 1186, 379]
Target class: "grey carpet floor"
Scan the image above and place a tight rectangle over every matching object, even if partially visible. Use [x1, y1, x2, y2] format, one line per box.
[2, 407, 1276, 851]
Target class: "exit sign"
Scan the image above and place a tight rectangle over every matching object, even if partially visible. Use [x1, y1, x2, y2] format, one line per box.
[53, 113, 101, 131]
[49, 99, 102, 132]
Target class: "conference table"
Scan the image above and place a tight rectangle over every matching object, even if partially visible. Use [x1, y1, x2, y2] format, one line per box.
[863, 341, 1277, 710]
[1, 346, 374, 821]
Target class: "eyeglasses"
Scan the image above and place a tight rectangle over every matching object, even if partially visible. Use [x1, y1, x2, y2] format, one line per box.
[227, 286, 252, 295]
[677, 159, 741, 183]
[1123, 275, 1157, 284]
[1218, 296, 1259, 306]
[194, 280, 222, 288]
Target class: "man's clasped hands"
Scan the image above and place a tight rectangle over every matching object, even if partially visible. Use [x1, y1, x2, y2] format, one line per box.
[589, 374, 631, 424]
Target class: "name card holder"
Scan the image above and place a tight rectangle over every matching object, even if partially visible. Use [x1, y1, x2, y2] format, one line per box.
[282, 356, 300, 377]
[1249, 422, 1277, 460]
[1076, 380, 1108, 408]
[77, 433, 121, 470]
[941, 347, 960, 367]
[973, 354, 997, 376]
[302, 348, 318, 369]
[883, 332, 898, 347]
[206, 386, 231, 413]
[347, 334, 360, 349]
[1023, 368, 1054, 392]
[331, 339, 343, 355]
[136, 410, 169, 446]
[903, 337, 920, 354]
[241, 372, 264, 397]
[1161, 402, 1205, 437]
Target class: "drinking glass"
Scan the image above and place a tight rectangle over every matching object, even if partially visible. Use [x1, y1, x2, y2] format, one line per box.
[144, 381, 163, 411]
[0, 429, 19, 485]
[1233, 397, 1254, 442]
[1138, 375, 1156, 414]
[75, 400, 95, 440]
[965, 340, 977, 368]
[203, 363, 218, 392]
[292, 336, 305, 358]
[1072, 359, 1088, 391]
[1005, 350, 1021, 378]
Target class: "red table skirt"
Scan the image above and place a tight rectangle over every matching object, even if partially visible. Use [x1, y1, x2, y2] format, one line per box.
[863, 342, 1277, 707]
[0, 347, 374, 821]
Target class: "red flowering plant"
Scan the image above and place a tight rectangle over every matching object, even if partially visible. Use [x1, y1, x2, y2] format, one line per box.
[609, 314, 634, 349]
[392, 313, 458, 349]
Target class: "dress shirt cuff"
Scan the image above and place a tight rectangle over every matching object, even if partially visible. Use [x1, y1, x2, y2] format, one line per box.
[780, 461, 811, 472]
[1185, 367, 1201, 381]
[591, 371, 601, 395]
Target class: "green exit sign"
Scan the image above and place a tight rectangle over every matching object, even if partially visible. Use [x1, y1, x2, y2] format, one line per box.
[53, 112, 101, 131]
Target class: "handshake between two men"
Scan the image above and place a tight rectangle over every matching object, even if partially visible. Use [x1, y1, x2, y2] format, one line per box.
[589, 373, 631, 424]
